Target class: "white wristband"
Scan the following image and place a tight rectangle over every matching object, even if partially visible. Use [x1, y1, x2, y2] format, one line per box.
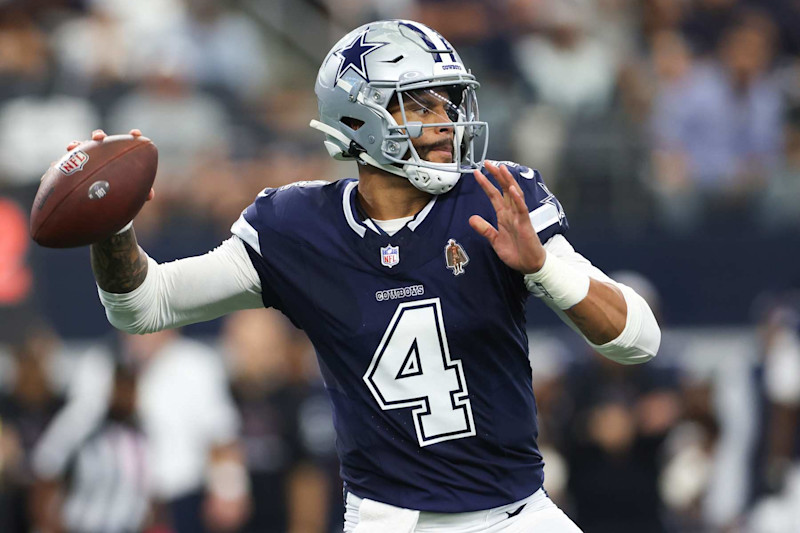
[524, 251, 591, 309]
[115, 221, 133, 234]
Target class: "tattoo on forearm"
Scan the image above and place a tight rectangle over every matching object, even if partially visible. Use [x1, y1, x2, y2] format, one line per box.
[90, 228, 148, 293]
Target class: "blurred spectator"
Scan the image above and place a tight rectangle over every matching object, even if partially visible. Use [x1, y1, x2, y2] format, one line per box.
[180, 0, 272, 102]
[49, 5, 133, 96]
[107, 69, 231, 182]
[554, 61, 652, 231]
[761, 297, 800, 481]
[659, 405, 719, 532]
[681, 0, 740, 56]
[649, 12, 783, 231]
[415, 0, 515, 76]
[749, 293, 800, 532]
[758, 106, 800, 230]
[649, 30, 694, 92]
[645, 29, 696, 230]
[591, 0, 640, 62]
[703, 339, 761, 529]
[128, 330, 249, 533]
[0, 7, 50, 100]
[224, 309, 339, 533]
[72, 0, 272, 103]
[0, 95, 100, 185]
[177, 147, 327, 238]
[510, 0, 622, 189]
[529, 272, 684, 532]
[321, 0, 415, 25]
[85, 0, 186, 44]
[31, 358, 149, 533]
[0, 326, 64, 533]
[514, 0, 618, 116]
[527, 331, 575, 505]
[562, 353, 681, 533]
[639, 0, 688, 44]
[560, 272, 682, 533]
[749, 0, 800, 57]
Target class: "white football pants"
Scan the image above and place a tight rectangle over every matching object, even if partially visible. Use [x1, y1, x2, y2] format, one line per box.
[344, 488, 583, 533]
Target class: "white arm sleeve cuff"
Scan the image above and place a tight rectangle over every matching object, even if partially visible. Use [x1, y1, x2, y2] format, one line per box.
[587, 283, 661, 364]
[98, 236, 263, 334]
[540, 234, 661, 365]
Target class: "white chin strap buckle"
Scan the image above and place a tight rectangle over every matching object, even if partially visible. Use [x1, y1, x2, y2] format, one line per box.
[405, 166, 459, 195]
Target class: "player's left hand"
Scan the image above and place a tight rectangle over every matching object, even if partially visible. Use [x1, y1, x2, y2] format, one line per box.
[469, 161, 546, 275]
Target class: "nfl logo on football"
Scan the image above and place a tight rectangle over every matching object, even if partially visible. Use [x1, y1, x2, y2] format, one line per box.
[380, 245, 400, 268]
[58, 150, 89, 175]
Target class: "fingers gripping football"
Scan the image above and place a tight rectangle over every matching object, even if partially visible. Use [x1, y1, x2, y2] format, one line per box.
[68, 130, 155, 202]
[31, 129, 158, 248]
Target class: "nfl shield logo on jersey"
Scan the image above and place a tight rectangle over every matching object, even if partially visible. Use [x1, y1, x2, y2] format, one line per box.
[380, 244, 400, 268]
[58, 150, 89, 175]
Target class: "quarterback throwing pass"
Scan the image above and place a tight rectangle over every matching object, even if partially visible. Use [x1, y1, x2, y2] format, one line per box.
[81, 20, 661, 533]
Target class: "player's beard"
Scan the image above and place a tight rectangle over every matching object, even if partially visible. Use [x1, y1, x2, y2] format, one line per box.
[416, 139, 454, 164]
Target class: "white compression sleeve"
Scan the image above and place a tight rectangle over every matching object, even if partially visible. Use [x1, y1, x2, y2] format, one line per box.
[98, 236, 263, 334]
[537, 234, 661, 365]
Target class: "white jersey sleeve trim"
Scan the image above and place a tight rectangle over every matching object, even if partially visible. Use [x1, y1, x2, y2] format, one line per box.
[231, 211, 262, 256]
[529, 203, 561, 233]
[98, 236, 263, 334]
[539, 234, 661, 365]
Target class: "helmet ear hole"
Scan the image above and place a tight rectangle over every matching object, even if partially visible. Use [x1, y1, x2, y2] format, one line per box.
[341, 117, 365, 131]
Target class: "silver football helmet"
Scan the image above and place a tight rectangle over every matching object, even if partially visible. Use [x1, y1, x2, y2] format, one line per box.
[310, 20, 488, 195]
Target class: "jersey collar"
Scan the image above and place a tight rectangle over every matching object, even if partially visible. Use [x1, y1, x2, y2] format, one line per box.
[342, 180, 437, 238]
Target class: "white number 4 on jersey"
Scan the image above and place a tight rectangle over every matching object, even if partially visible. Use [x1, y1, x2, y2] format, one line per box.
[363, 298, 476, 447]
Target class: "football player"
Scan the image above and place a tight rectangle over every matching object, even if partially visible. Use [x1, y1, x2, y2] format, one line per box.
[75, 20, 661, 533]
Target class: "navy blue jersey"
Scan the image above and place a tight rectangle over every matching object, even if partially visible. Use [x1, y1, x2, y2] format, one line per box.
[231, 162, 567, 512]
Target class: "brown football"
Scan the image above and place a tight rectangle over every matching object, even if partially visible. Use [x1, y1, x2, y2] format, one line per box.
[30, 135, 158, 248]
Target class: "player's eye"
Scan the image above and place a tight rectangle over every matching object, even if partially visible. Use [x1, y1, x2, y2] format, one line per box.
[445, 105, 459, 121]
[405, 105, 430, 117]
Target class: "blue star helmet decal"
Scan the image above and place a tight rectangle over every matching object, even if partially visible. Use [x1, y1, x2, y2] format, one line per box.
[336, 31, 388, 82]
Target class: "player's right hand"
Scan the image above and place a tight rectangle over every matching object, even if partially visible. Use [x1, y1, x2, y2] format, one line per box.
[66, 129, 156, 202]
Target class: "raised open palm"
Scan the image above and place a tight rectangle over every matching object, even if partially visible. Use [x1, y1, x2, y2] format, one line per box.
[468, 161, 546, 275]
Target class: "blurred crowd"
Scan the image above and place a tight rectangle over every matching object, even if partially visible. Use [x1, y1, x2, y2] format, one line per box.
[1, 0, 800, 532]
[1, 310, 340, 533]
[1, 0, 800, 235]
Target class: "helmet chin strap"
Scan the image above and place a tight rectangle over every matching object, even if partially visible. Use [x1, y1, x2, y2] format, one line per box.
[310, 119, 460, 194]
[310, 119, 407, 176]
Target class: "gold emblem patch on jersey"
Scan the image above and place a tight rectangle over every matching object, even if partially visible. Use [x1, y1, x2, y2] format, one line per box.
[444, 239, 469, 276]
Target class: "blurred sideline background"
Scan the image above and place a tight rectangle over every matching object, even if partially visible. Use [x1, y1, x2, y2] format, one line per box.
[1, 0, 800, 532]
